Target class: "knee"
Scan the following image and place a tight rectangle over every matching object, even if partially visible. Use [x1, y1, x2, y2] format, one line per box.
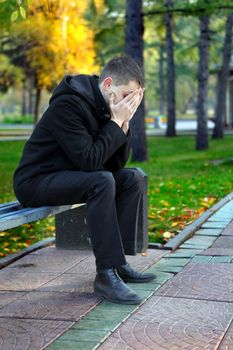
[124, 168, 145, 191]
[96, 171, 116, 193]
[131, 168, 145, 190]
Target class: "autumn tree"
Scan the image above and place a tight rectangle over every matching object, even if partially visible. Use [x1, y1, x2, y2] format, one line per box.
[4, 0, 99, 123]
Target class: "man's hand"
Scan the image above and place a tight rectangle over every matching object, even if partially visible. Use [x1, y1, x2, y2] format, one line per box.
[110, 88, 144, 128]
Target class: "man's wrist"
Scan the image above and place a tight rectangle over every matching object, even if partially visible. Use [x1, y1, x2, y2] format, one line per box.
[122, 121, 129, 134]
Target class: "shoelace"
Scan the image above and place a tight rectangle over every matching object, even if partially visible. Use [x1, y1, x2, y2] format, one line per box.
[109, 268, 124, 285]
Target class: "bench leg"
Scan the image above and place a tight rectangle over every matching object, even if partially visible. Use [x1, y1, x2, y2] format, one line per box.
[55, 205, 91, 250]
[55, 168, 148, 253]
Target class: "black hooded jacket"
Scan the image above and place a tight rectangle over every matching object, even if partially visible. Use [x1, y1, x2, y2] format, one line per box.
[13, 74, 130, 191]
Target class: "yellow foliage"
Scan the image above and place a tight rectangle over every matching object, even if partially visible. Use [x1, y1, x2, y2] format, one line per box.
[10, 0, 99, 89]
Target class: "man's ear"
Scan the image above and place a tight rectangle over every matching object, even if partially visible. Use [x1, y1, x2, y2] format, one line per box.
[102, 77, 113, 92]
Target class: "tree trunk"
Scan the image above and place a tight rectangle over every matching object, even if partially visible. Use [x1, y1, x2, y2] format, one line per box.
[212, 14, 233, 139]
[21, 78, 27, 116]
[196, 15, 210, 150]
[159, 43, 165, 115]
[34, 86, 41, 125]
[28, 74, 35, 115]
[165, 0, 176, 137]
[125, 0, 147, 162]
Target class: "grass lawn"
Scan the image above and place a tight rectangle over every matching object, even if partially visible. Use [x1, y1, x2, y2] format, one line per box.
[0, 135, 233, 257]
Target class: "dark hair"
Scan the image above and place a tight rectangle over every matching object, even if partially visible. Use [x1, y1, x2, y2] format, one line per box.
[99, 55, 144, 87]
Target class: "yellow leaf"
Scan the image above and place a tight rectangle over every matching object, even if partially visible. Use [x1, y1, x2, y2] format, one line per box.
[19, 6, 26, 19]
[160, 200, 170, 207]
[141, 252, 148, 256]
[171, 222, 179, 227]
[163, 231, 172, 239]
[11, 10, 19, 22]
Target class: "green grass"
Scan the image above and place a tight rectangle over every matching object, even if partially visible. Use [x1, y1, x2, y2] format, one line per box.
[0, 135, 233, 256]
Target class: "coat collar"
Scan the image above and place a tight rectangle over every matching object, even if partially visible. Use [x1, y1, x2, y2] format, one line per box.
[90, 75, 111, 121]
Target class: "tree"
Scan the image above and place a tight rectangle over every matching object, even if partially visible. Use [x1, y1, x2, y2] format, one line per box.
[3, 0, 98, 122]
[196, 13, 210, 150]
[212, 13, 233, 138]
[165, 0, 176, 137]
[125, 0, 147, 162]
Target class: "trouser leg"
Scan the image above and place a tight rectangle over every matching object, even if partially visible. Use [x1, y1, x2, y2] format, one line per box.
[16, 170, 126, 270]
[113, 168, 144, 255]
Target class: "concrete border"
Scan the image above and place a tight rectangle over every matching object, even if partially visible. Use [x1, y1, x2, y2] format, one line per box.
[163, 191, 233, 251]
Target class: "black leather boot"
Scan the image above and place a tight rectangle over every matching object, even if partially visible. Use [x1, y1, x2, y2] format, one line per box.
[94, 268, 143, 305]
[117, 263, 156, 283]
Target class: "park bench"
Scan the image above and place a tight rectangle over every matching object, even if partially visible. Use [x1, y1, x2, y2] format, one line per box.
[0, 168, 148, 263]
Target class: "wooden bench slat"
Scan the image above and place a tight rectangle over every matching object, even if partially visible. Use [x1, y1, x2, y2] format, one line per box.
[0, 202, 22, 215]
[0, 203, 85, 231]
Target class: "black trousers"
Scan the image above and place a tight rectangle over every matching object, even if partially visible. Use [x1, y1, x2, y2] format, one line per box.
[16, 168, 144, 270]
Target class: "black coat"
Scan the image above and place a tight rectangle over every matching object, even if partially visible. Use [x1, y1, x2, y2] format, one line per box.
[13, 74, 130, 193]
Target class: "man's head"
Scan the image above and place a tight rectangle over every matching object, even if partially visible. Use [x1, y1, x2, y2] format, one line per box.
[98, 55, 144, 105]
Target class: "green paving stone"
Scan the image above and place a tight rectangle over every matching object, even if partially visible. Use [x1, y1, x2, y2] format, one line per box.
[210, 256, 233, 263]
[72, 318, 117, 331]
[166, 249, 203, 258]
[202, 222, 227, 229]
[150, 265, 183, 273]
[134, 289, 153, 299]
[180, 243, 211, 249]
[127, 282, 161, 292]
[191, 255, 212, 263]
[145, 269, 173, 284]
[195, 229, 222, 236]
[156, 258, 190, 266]
[97, 301, 136, 313]
[83, 309, 128, 323]
[186, 236, 216, 244]
[46, 340, 97, 350]
[58, 329, 107, 343]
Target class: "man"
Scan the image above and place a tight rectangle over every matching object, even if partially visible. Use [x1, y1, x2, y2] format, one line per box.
[13, 55, 155, 305]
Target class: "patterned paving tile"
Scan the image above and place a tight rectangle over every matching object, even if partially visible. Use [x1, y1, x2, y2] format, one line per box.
[211, 236, 233, 248]
[218, 319, 233, 349]
[0, 317, 73, 350]
[0, 270, 58, 291]
[98, 296, 233, 350]
[63, 256, 96, 274]
[5, 254, 88, 274]
[220, 221, 233, 236]
[155, 263, 233, 302]
[202, 248, 233, 256]
[31, 246, 92, 257]
[0, 292, 26, 309]
[38, 273, 94, 293]
[0, 291, 100, 321]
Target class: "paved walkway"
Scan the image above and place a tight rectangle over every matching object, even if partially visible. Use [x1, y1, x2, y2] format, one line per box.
[1, 199, 233, 349]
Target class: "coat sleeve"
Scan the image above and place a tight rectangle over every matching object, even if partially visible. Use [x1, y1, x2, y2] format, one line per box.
[48, 97, 127, 171]
[103, 133, 131, 171]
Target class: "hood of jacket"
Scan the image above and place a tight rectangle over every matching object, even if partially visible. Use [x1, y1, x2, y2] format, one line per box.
[49, 74, 111, 120]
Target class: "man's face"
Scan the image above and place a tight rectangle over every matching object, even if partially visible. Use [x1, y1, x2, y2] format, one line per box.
[100, 78, 140, 105]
